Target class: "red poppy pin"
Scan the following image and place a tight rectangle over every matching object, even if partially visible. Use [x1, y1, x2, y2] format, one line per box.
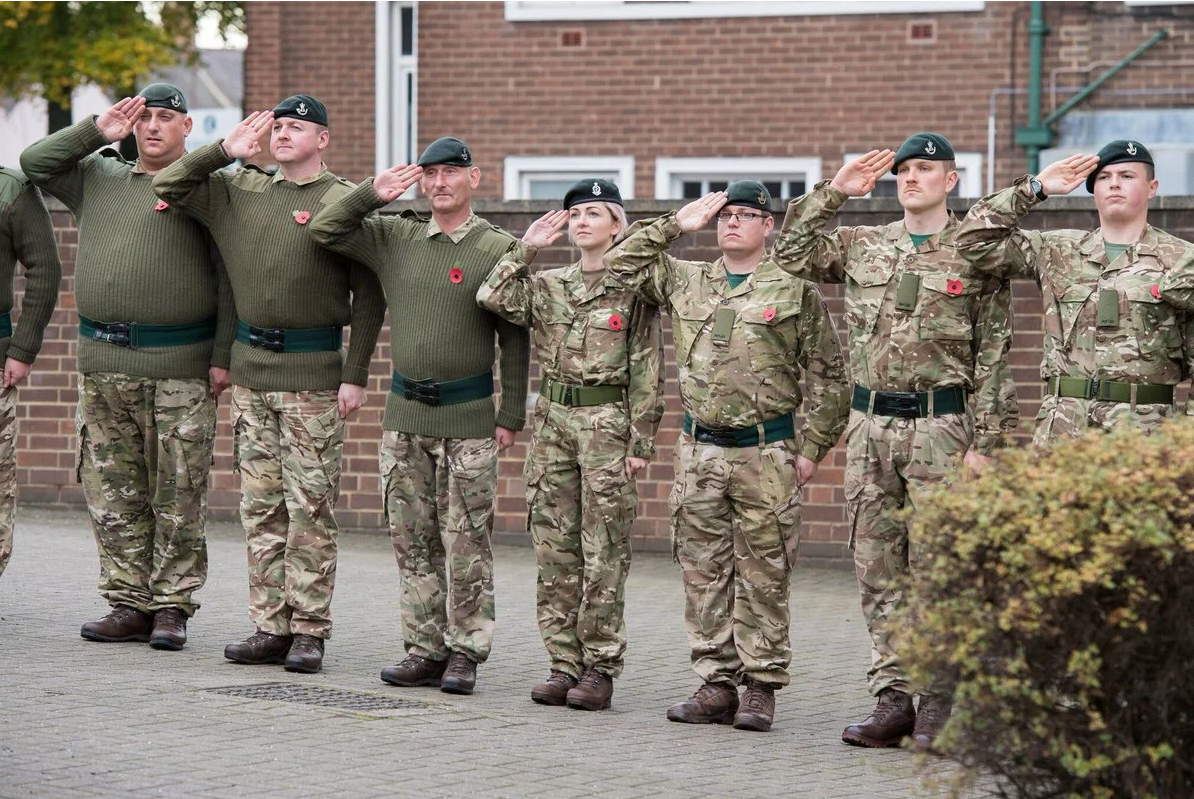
[763, 308, 776, 322]
[946, 279, 964, 296]
[154, 200, 169, 212]
[449, 267, 464, 284]
[293, 210, 310, 225]
[1151, 284, 1161, 299]
[608, 313, 623, 331]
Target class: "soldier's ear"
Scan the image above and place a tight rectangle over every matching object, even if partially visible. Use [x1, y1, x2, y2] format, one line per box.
[763, 214, 775, 235]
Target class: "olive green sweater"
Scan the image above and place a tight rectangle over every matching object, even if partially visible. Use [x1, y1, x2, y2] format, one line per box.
[153, 142, 385, 391]
[20, 118, 234, 379]
[0, 169, 61, 365]
[310, 180, 529, 437]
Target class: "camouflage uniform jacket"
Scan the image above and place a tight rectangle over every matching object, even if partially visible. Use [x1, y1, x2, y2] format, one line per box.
[773, 180, 1018, 454]
[603, 212, 850, 462]
[957, 175, 1194, 393]
[477, 240, 665, 459]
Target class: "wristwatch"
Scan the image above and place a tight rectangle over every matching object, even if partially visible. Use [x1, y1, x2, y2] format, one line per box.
[1029, 177, 1047, 201]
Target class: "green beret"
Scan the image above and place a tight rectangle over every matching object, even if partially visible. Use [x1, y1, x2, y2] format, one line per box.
[137, 83, 187, 113]
[891, 132, 955, 173]
[1086, 139, 1155, 193]
[723, 180, 772, 212]
[417, 136, 472, 167]
[563, 178, 622, 209]
[272, 94, 327, 127]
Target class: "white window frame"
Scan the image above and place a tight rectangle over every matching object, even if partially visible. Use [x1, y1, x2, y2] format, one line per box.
[503, 156, 636, 201]
[375, 1, 418, 193]
[654, 157, 821, 200]
[843, 151, 984, 199]
[505, 1, 984, 22]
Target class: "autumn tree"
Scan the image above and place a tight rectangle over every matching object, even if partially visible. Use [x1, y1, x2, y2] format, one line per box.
[0, 1, 244, 134]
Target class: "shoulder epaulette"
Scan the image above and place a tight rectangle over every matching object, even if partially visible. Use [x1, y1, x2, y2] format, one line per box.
[97, 147, 129, 163]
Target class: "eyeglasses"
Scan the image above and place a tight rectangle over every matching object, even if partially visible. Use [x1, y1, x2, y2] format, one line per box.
[716, 211, 767, 224]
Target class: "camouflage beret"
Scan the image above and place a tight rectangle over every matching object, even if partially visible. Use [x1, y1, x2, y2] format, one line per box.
[723, 180, 772, 212]
[137, 83, 187, 113]
[273, 94, 327, 126]
[563, 178, 622, 209]
[417, 136, 472, 168]
[892, 132, 955, 173]
[1086, 139, 1155, 193]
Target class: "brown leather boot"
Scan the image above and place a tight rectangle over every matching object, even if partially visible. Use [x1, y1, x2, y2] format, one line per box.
[531, 670, 578, 706]
[666, 682, 739, 725]
[149, 608, 188, 651]
[380, 654, 448, 687]
[841, 688, 916, 748]
[80, 605, 152, 643]
[733, 680, 776, 732]
[224, 630, 293, 665]
[566, 669, 613, 711]
[284, 634, 325, 674]
[440, 651, 478, 695]
[911, 694, 953, 752]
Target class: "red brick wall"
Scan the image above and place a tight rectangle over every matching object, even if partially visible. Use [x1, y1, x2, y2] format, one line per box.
[17, 197, 1194, 561]
[241, 2, 1194, 192]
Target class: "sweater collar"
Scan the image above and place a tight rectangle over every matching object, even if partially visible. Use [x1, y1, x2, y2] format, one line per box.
[272, 164, 330, 186]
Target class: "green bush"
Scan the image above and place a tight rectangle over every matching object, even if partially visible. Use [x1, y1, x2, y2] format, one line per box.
[897, 419, 1194, 799]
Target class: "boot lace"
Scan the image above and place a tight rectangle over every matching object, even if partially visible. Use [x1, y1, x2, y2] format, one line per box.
[548, 670, 576, 687]
[445, 653, 474, 677]
[579, 671, 606, 690]
[693, 683, 730, 703]
[742, 684, 773, 711]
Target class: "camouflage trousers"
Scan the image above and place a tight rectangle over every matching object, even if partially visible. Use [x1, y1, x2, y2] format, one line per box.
[669, 433, 803, 688]
[1032, 394, 1176, 447]
[381, 431, 497, 663]
[0, 387, 17, 580]
[845, 408, 973, 696]
[76, 373, 216, 616]
[231, 387, 344, 639]
[524, 397, 637, 680]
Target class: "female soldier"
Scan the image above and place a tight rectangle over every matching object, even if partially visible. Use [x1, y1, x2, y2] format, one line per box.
[477, 179, 663, 710]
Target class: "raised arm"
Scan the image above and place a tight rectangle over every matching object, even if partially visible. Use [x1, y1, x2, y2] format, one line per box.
[772, 150, 893, 283]
[475, 210, 568, 327]
[309, 164, 423, 271]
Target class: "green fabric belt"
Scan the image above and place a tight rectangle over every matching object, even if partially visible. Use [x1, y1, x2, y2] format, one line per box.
[851, 385, 967, 417]
[391, 370, 494, 407]
[0, 312, 11, 339]
[236, 319, 342, 353]
[682, 412, 795, 448]
[542, 377, 624, 407]
[1047, 376, 1174, 405]
[80, 314, 217, 349]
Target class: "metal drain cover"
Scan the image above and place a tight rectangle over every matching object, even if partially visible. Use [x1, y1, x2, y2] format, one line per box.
[206, 682, 428, 711]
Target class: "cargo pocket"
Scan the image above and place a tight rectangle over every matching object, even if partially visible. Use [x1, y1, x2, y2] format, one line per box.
[379, 435, 401, 529]
[451, 438, 499, 535]
[162, 398, 217, 491]
[667, 475, 685, 564]
[523, 460, 546, 538]
[844, 481, 866, 551]
[300, 404, 346, 506]
[772, 494, 802, 570]
[73, 409, 86, 484]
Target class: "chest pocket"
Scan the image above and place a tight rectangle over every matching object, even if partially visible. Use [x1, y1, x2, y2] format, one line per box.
[583, 307, 633, 373]
[531, 295, 576, 370]
[671, 293, 714, 368]
[1123, 281, 1181, 357]
[1046, 283, 1096, 348]
[918, 274, 979, 341]
[740, 301, 801, 370]
[844, 257, 894, 334]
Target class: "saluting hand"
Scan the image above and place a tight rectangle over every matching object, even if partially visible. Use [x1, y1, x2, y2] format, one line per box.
[831, 149, 895, 197]
[95, 97, 146, 143]
[521, 210, 568, 249]
[222, 111, 274, 160]
[1037, 153, 1101, 197]
[373, 164, 423, 202]
[675, 192, 728, 233]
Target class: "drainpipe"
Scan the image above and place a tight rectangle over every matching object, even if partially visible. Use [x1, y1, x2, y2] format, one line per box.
[1042, 29, 1170, 128]
[1014, 1, 1050, 174]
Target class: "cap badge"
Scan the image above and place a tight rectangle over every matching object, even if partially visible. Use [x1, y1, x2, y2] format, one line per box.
[592, 182, 602, 196]
[297, 102, 309, 116]
[460, 146, 469, 161]
[170, 94, 181, 108]
[1126, 141, 1138, 156]
[757, 191, 767, 205]
[924, 141, 937, 155]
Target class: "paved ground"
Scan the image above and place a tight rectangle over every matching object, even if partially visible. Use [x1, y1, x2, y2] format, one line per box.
[0, 508, 993, 799]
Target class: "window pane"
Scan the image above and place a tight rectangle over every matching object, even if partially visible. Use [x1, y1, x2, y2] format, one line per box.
[762, 181, 782, 198]
[404, 72, 415, 164]
[709, 180, 728, 192]
[787, 179, 806, 197]
[681, 181, 703, 199]
[528, 179, 578, 200]
[400, 6, 414, 55]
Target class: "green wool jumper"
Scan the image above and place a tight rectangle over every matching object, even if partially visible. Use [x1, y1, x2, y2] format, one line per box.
[310, 180, 529, 438]
[20, 119, 235, 379]
[153, 142, 386, 391]
[0, 169, 62, 365]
